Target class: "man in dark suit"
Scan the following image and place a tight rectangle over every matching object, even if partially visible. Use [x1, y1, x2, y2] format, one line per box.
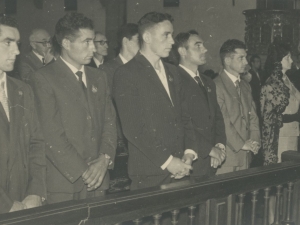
[214, 40, 260, 174]
[0, 16, 46, 214]
[87, 32, 108, 68]
[113, 12, 197, 190]
[248, 54, 263, 119]
[33, 12, 117, 204]
[100, 23, 139, 157]
[174, 30, 226, 178]
[100, 23, 139, 91]
[20, 29, 54, 86]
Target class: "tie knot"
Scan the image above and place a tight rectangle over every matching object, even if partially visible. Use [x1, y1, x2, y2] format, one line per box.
[76, 71, 83, 81]
[235, 80, 240, 86]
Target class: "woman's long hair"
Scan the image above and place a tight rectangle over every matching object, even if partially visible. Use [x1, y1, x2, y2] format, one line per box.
[264, 41, 291, 81]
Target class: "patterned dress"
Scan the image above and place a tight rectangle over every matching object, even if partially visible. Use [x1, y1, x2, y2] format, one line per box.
[260, 70, 290, 165]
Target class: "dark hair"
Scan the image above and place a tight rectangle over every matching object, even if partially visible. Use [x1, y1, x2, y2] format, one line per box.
[172, 30, 199, 63]
[0, 14, 18, 33]
[249, 54, 260, 64]
[117, 23, 138, 48]
[55, 12, 93, 52]
[219, 39, 246, 66]
[264, 41, 290, 79]
[138, 12, 173, 47]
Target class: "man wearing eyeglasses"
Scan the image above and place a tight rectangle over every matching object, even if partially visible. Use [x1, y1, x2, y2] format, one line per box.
[20, 29, 54, 86]
[87, 31, 108, 68]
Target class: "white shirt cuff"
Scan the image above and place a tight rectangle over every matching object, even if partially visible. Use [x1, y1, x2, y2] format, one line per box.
[215, 143, 225, 151]
[184, 149, 198, 160]
[161, 155, 173, 170]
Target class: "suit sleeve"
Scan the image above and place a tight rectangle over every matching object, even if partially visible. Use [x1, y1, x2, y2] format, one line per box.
[249, 89, 261, 143]
[0, 188, 13, 213]
[26, 86, 47, 198]
[215, 82, 245, 152]
[97, 75, 117, 168]
[212, 83, 226, 146]
[113, 69, 172, 167]
[33, 73, 88, 183]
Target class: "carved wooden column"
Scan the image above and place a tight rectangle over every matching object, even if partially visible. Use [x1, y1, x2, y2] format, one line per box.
[243, 9, 300, 56]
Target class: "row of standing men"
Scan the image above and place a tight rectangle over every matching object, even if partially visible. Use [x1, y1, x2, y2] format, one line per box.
[0, 11, 262, 215]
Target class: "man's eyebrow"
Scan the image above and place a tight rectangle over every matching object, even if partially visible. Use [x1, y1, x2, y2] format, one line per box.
[2, 37, 17, 42]
[194, 41, 203, 45]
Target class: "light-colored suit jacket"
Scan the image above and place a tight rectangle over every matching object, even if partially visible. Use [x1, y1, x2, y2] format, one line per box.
[214, 70, 260, 168]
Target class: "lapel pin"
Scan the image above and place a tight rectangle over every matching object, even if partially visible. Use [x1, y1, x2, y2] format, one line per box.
[18, 91, 23, 96]
[207, 87, 211, 92]
[168, 76, 173, 82]
[92, 85, 98, 93]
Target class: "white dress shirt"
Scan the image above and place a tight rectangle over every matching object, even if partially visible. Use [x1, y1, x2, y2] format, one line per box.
[33, 50, 44, 64]
[60, 56, 87, 87]
[93, 57, 103, 68]
[224, 69, 241, 86]
[119, 53, 128, 64]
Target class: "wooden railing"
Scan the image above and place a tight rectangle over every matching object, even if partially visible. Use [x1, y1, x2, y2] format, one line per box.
[1, 151, 300, 225]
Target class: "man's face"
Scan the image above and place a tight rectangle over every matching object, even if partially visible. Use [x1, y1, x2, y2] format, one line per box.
[127, 34, 139, 57]
[31, 30, 52, 56]
[94, 33, 108, 57]
[0, 25, 20, 75]
[184, 35, 207, 66]
[64, 28, 96, 69]
[225, 48, 248, 75]
[148, 20, 174, 58]
[251, 58, 261, 70]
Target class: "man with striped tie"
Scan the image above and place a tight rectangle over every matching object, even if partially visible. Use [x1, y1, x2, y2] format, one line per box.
[174, 30, 226, 179]
[0, 15, 46, 214]
[214, 39, 260, 174]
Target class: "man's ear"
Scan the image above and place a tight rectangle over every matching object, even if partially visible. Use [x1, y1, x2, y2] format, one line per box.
[30, 42, 36, 50]
[178, 46, 186, 57]
[61, 38, 70, 50]
[224, 56, 231, 67]
[142, 31, 151, 44]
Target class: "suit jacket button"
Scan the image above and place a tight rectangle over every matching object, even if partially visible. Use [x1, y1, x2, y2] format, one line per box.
[92, 137, 96, 141]
[87, 116, 91, 120]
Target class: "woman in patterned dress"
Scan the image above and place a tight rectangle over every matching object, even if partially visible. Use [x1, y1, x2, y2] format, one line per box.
[261, 42, 300, 165]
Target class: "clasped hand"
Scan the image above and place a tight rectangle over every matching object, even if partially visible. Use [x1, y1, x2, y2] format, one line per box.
[167, 155, 193, 180]
[242, 139, 260, 155]
[209, 147, 226, 168]
[82, 154, 109, 191]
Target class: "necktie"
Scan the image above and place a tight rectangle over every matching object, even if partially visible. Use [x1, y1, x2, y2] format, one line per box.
[194, 76, 208, 101]
[0, 82, 9, 121]
[42, 58, 45, 66]
[75, 71, 87, 98]
[235, 80, 241, 97]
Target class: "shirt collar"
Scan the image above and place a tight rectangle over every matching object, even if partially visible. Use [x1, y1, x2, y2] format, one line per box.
[179, 64, 199, 78]
[119, 53, 128, 64]
[154, 59, 165, 74]
[93, 57, 103, 68]
[224, 69, 240, 84]
[32, 50, 44, 63]
[0, 72, 7, 96]
[60, 56, 84, 74]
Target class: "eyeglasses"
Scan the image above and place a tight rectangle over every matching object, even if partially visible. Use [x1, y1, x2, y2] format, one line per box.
[94, 40, 109, 46]
[33, 41, 52, 47]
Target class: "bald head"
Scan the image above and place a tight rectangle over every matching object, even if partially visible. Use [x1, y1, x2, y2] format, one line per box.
[29, 29, 52, 56]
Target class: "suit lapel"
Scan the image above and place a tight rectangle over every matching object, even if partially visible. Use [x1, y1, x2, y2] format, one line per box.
[55, 58, 90, 112]
[220, 71, 241, 104]
[201, 74, 214, 115]
[6, 77, 23, 171]
[136, 54, 174, 106]
[85, 67, 97, 119]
